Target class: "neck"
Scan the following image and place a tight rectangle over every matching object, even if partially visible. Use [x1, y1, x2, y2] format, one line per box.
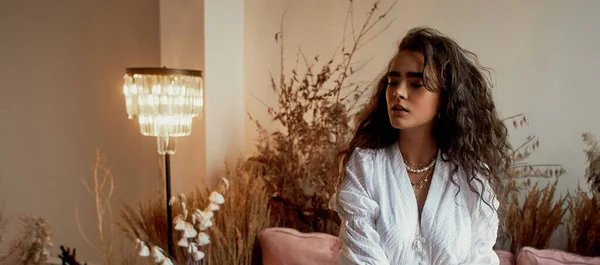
[398, 126, 437, 166]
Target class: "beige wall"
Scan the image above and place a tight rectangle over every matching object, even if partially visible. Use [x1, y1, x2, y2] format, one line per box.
[0, 0, 161, 262]
[159, 0, 207, 192]
[244, 0, 600, 248]
[204, 0, 245, 185]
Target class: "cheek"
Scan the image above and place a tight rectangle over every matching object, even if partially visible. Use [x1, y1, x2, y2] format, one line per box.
[412, 93, 440, 115]
[385, 88, 394, 104]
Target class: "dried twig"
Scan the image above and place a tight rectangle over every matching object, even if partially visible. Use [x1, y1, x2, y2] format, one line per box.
[75, 149, 116, 265]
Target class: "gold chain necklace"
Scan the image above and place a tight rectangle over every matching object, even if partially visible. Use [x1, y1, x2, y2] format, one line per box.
[411, 169, 433, 189]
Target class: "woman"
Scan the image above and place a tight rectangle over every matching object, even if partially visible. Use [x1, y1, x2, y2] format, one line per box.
[335, 27, 511, 265]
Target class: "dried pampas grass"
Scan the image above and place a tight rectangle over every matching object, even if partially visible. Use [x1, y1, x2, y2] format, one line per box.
[207, 160, 270, 265]
[566, 188, 600, 257]
[504, 178, 568, 254]
[565, 133, 600, 257]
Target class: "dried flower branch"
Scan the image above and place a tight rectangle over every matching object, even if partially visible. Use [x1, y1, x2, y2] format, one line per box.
[249, 0, 398, 236]
[75, 150, 116, 265]
[120, 160, 270, 265]
[504, 114, 565, 181]
[134, 178, 228, 265]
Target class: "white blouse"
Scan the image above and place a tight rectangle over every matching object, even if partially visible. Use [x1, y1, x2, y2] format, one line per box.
[333, 143, 499, 265]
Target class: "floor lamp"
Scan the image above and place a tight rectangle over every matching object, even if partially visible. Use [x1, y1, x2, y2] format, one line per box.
[122, 67, 203, 257]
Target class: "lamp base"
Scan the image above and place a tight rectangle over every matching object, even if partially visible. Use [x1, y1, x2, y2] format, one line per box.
[164, 153, 174, 257]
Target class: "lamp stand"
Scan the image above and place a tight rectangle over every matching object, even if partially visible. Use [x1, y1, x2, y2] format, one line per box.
[164, 153, 174, 257]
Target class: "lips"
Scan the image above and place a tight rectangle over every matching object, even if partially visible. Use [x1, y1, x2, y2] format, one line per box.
[391, 103, 408, 112]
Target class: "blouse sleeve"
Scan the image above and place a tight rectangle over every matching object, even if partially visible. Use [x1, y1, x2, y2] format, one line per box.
[464, 178, 500, 265]
[335, 149, 390, 265]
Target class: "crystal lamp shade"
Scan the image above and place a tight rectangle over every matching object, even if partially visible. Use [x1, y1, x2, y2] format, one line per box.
[123, 68, 203, 138]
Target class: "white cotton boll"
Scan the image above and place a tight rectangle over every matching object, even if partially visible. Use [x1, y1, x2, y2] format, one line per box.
[152, 246, 165, 263]
[180, 202, 187, 212]
[203, 210, 214, 220]
[197, 232, 210, 246]
[196, 209, 213, 221]
[193, 251, 205, 261]
[206, 203, 220, 211]
[209, 191, 225, 204]
[161, 258, 174, 265]
[178, 193, 187, 202]
[221, 177, 230, 190]
[174, 215, 186, 231]
[188, 242, 198, 254]
[192, 213, 197, 224]
[138, 245, 150, 257]
[177, 237, 189, 247]
[199, 218, 213, 231]
[168, 196, 176, 206]
[183, 208, 188, 219]
[184, 223, 198, 238]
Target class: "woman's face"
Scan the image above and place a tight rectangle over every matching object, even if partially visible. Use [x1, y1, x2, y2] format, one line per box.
[385, 50, 440, 131]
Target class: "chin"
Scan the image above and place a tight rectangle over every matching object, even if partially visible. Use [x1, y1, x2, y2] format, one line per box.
[389, 117, 432, 131]
[389, 118, 413, 130]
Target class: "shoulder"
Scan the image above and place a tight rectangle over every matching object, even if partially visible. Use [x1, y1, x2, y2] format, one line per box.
[346, 146, 387, 172]
[342, 146, 391, 194]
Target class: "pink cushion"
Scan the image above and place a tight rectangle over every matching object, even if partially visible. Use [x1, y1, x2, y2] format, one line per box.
[258, 227, 341, 265]
[496, 250, 516, 265]
[517, 247, 600, 265]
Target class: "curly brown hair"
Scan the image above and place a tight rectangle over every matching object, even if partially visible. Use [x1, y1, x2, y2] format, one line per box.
[338, 27, 512, 230]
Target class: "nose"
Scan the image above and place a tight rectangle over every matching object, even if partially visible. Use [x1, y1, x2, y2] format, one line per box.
[393, 81, 408, 99]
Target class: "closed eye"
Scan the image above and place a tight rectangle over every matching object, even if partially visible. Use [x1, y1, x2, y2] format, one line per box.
[387, 81, 399, 87]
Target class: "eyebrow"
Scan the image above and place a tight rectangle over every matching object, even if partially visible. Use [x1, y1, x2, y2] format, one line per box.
[387, 71, 423, 78]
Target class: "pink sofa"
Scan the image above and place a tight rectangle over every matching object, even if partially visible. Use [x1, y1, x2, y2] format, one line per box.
[516, 247, 600, 265]
[258, 227, 600, 265]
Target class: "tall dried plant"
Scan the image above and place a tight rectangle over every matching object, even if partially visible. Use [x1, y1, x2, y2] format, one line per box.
[208, 160, 270, 265]
[76, 150, 117, 265]
[495, 114, 566, 251]
[565, 132, 600, 256]
[566, 188, 600, 256]
[119, 160, 270, 265]
[504, 178, 569, 255]
[582, 132, 600, 202]
[248, 0, 399, 235]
